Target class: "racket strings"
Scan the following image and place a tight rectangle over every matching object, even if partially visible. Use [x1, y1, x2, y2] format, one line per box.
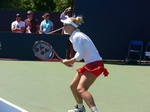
[33, 40, 63, 61]
[33, 43, 54, 60]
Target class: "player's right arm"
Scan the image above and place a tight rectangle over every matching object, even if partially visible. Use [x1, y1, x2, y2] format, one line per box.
[72, 35, 85, 61]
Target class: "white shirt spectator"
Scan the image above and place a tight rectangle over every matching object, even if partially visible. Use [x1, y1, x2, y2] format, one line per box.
[11, 21, 25, 33]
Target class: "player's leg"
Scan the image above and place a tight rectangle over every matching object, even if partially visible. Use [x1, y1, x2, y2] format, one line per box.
[70, 72, 83, 104]
[77, 70, 98, 112]
[68, 72, 85, 112]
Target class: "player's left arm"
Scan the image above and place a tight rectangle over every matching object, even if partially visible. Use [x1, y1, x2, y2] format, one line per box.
[62, 58, 77, 67]
[62, 36, 84, 66]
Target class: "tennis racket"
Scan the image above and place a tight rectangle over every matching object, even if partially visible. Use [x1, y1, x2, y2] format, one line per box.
[32, 40, 74, 67]
[33, 40, 62, 61]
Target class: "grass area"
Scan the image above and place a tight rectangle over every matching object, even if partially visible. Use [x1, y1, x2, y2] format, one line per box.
[0, 60, 150, 112]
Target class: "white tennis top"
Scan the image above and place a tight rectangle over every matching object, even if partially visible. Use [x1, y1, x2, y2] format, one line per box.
[69, 30, 102, 64]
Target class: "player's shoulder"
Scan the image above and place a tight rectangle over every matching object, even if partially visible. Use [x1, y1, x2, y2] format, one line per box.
[74, 30, 82, 35]
[74, 30, 87, 38]
[72, 31, 85, 41]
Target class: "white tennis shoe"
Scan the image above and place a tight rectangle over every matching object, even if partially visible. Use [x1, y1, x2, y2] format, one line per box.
[68, 105, 86, 112]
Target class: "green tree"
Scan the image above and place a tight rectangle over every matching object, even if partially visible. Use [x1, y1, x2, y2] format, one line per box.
[53, 0, 72, 12]
[0, 0, 23, 10]
[33, 0, 56, 11]
[0, 0, 73, 12]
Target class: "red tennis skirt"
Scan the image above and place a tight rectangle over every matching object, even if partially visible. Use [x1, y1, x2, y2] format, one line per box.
[77, 61, 109, 77]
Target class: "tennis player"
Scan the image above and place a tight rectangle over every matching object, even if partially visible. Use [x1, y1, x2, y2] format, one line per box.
[61, 16, 109, 112]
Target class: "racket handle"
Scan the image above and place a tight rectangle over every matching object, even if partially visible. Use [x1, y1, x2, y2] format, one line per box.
[62, 60, 74, 67]
[69, 63, 74, 67]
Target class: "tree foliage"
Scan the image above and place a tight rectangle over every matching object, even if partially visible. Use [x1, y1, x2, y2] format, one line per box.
[0, 0, 73, 12]
[53, 0, 72, 12]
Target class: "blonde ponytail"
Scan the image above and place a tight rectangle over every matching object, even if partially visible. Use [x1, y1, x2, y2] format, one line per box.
[75, 16, 84, 25]
[70, 16, 84, 26]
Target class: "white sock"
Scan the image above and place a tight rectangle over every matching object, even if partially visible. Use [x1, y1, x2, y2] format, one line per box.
[77, 103, 84, 108]
[90, 106, 98, 112]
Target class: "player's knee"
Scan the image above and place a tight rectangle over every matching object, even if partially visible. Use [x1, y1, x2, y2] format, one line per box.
[70, 83, 76, 90]
[77, 87, 86, 94]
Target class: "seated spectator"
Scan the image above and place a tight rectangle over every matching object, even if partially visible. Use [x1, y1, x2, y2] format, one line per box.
[40, 13, 54, 34]
[11, 14, 25, 33]
[24, 11, 39, 33]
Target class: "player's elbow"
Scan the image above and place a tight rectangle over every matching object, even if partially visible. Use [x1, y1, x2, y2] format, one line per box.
[75, 54, 84, 61]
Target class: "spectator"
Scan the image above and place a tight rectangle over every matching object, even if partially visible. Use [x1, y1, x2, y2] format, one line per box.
[60, 7, 76, 59]
[11, 14, 25, 33]
[60, 7, 75, 20]
[40, 13, 54, 34]
[60, 7, 75, 34]
[24, 11, 39, 33]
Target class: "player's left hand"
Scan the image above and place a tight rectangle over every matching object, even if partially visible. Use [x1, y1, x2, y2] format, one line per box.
[62, 59, 74, 67]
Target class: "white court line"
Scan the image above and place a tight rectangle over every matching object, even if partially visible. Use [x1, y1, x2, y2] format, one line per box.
[0, 98, 28, 112]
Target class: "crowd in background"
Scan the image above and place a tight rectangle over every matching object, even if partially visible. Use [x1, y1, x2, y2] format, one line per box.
[11, 7, 74, 34]
[11, 10, 53, 34]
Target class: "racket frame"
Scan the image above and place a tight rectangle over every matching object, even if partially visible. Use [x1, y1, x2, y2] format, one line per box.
[33, 40, 62, 61]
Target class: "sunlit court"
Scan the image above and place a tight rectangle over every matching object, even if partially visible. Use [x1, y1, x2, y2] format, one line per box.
[0, 0, 150, 112]
[0, 60, 149, 112]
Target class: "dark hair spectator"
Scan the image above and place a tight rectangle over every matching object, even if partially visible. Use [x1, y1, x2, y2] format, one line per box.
[11, 13, 25, 33]
[24, 11, 39, 33]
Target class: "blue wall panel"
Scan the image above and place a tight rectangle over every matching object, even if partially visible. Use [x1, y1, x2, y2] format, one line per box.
[76, 0, 150, 59]
[0, 33, 68, 60]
